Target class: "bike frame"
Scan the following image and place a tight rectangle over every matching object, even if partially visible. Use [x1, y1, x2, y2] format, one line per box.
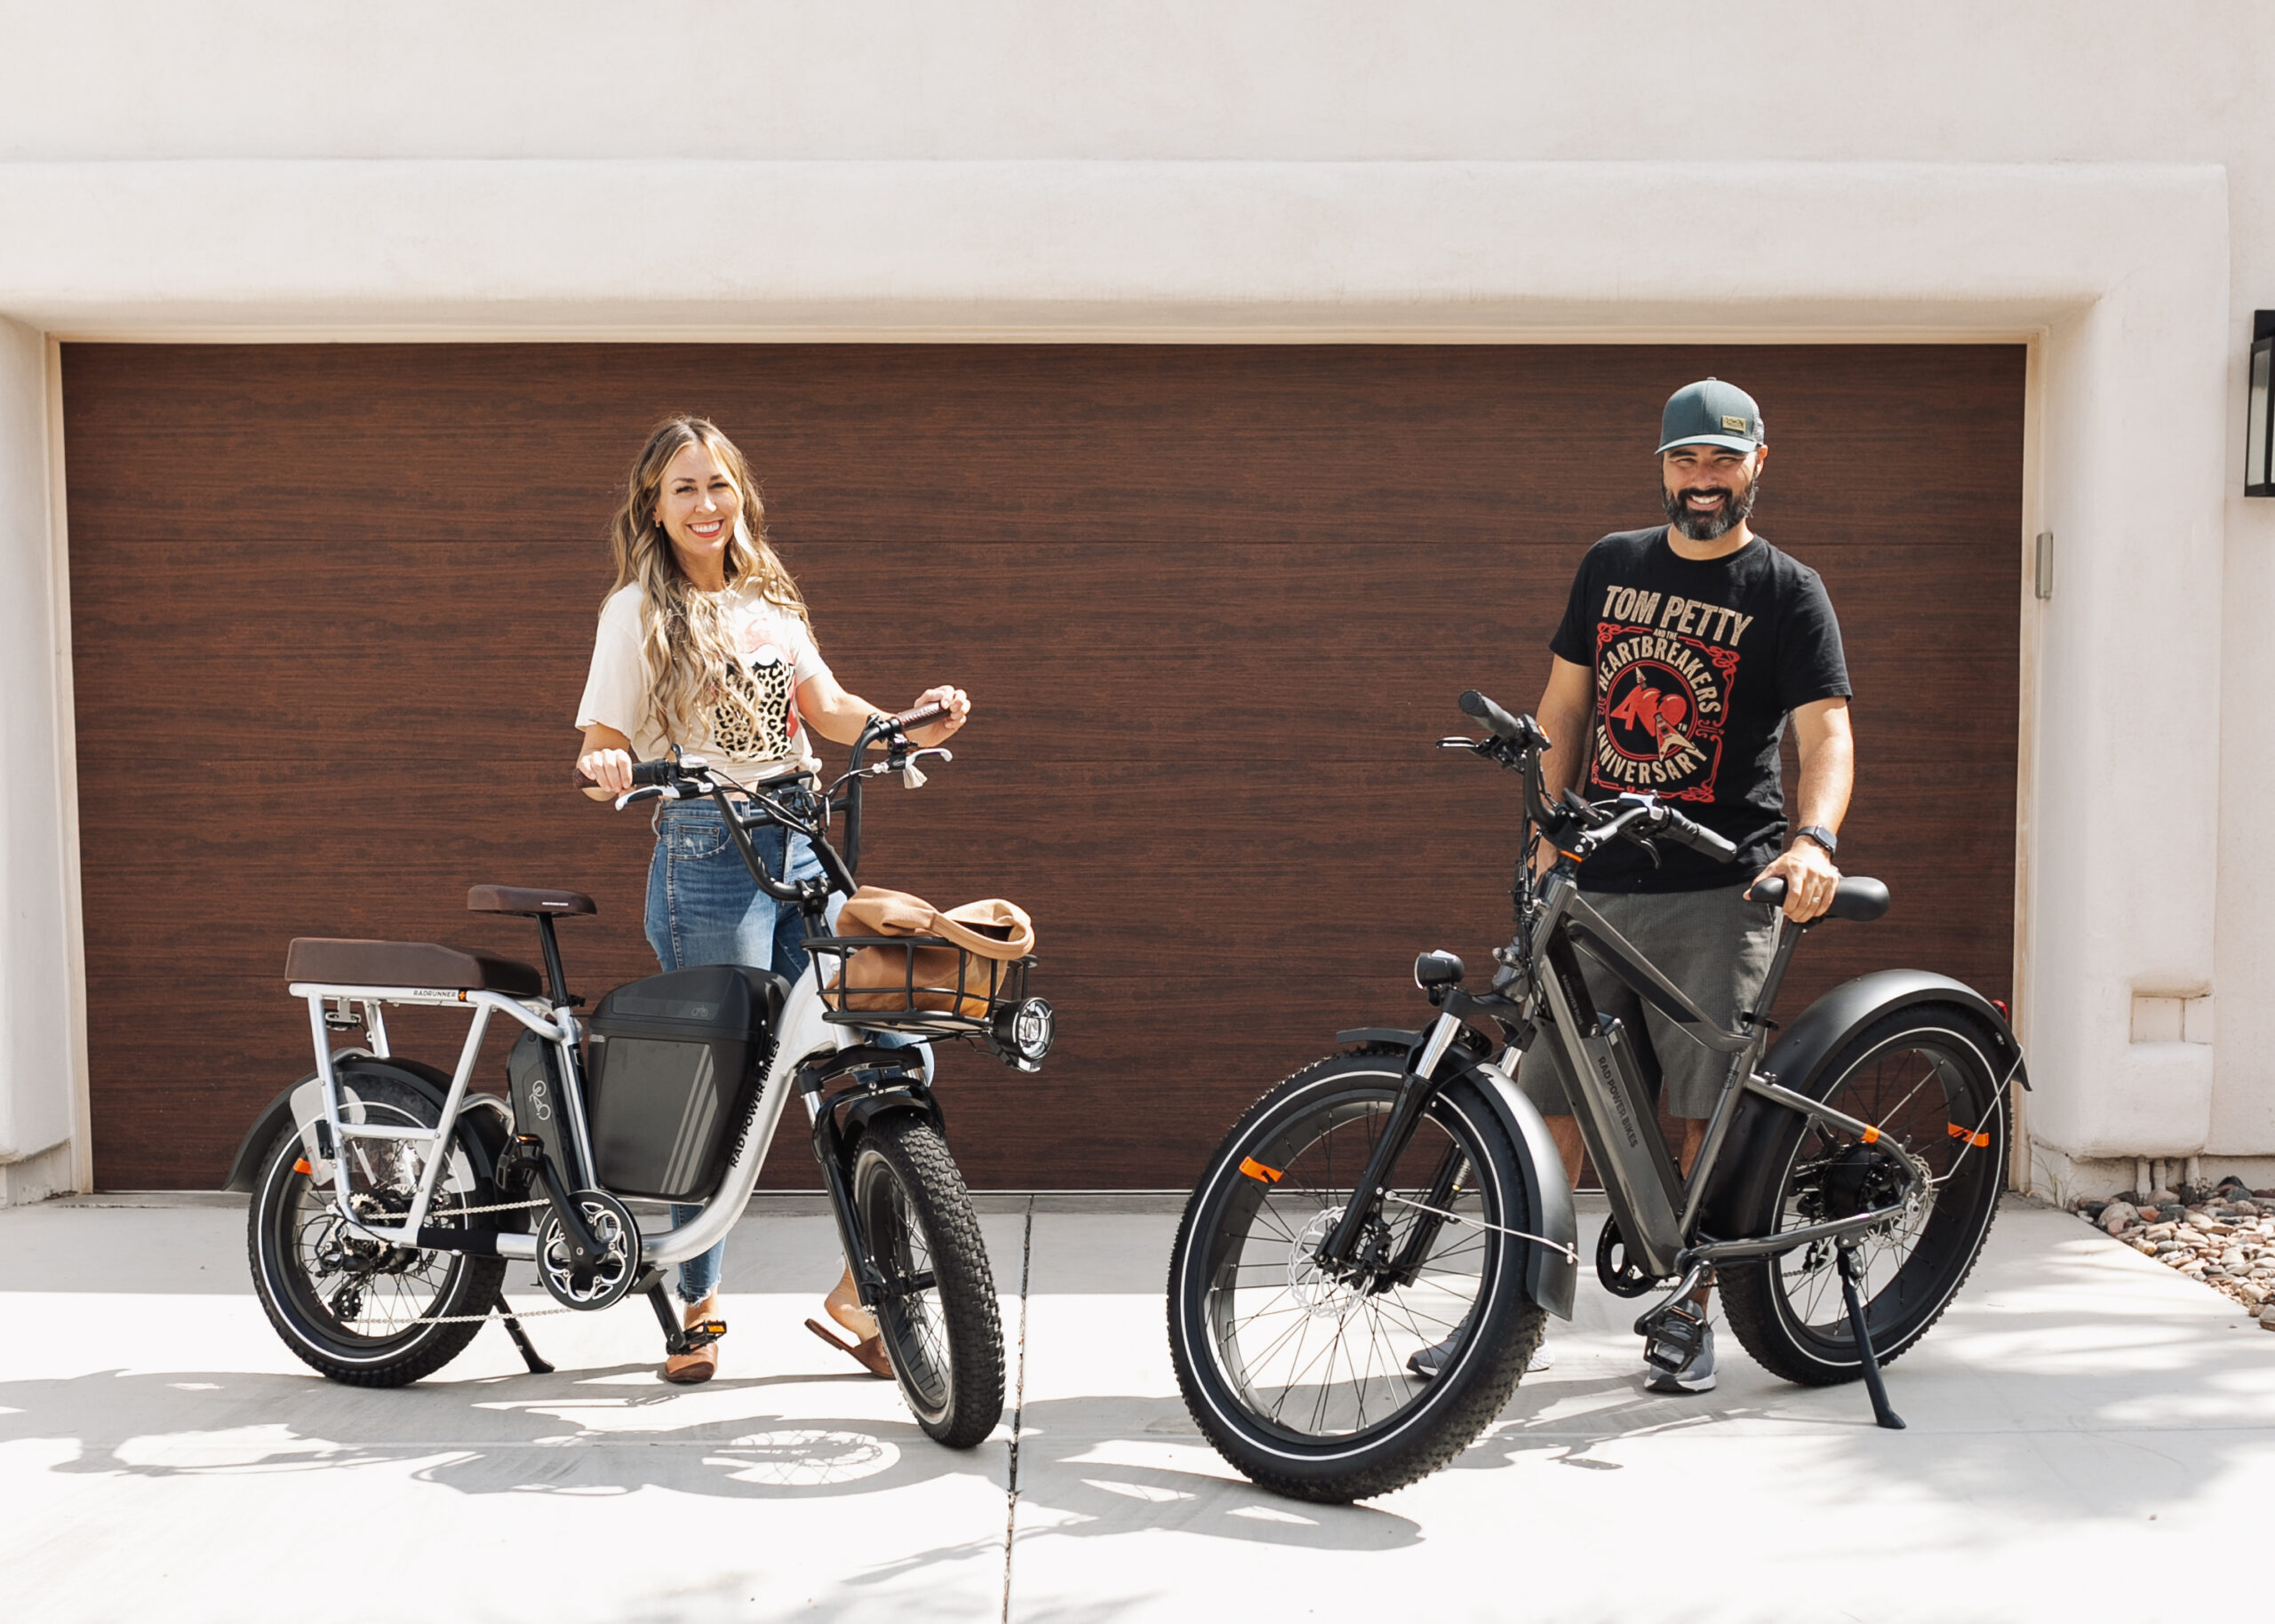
[1319, 730, 1936, 1294]
[286, 734, 952, 1279]
[1517, 864, 1911, 1278]
[287, 958, 858, 1269]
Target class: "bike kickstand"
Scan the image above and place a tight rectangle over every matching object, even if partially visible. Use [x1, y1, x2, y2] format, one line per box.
[1835, 1244, 1905, 1431]
[494, 1292, 555, 1375]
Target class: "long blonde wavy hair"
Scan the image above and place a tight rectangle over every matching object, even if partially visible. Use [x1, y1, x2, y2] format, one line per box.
[605, 416, 813, 747]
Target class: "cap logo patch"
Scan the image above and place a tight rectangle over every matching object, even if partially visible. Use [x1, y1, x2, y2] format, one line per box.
[1720, 415, 1750, 433]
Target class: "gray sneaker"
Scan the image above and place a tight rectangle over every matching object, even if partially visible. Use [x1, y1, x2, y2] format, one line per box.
[1407, 1329, 1553, 1379]
[1642, 1323, 1717, 1394]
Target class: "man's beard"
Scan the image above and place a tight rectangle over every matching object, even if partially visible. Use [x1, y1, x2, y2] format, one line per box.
[1662, 469, 1762, 541]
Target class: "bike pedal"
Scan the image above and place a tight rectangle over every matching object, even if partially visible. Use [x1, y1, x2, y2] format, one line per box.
[1637, 1302, 1708, 1373]
[680, 1318, 727, 1351]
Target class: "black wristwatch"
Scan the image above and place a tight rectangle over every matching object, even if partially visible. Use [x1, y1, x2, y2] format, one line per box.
[1794, 824, 1839, 856]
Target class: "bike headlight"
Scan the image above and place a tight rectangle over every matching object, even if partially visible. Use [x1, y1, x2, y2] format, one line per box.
[994, 997, 1056, 1070]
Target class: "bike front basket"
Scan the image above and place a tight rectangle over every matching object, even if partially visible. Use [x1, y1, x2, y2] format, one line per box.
[803, 934, 1039, 1039]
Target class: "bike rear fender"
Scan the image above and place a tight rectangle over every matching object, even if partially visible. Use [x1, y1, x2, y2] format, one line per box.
[1767, 969, 2024, 1100]
[1699, 968, 2025, 1233]
[222, 1055, 513, 1193]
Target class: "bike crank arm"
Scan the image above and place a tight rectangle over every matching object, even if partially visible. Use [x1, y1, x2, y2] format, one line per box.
[530, 1150, 608, 1264]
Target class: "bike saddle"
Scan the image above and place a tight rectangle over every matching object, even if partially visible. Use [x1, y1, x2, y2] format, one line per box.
[467, 885, 597, 917]
[1746, 874, 1890, 923]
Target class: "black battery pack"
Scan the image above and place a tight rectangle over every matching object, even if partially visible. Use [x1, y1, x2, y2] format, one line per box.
[585, 965, 789, 1201]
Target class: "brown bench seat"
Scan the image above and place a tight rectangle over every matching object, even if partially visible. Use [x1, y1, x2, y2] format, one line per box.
[286, 937, 545, 997]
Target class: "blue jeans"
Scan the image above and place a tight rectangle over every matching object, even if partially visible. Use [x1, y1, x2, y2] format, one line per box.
[643, 801, 924, 1304]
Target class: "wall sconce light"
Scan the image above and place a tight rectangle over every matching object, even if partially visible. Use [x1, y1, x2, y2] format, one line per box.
[2251, 310, 2275, 497]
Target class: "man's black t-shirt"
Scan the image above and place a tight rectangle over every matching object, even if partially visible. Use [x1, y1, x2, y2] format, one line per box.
[1548, 527, 1850, 893]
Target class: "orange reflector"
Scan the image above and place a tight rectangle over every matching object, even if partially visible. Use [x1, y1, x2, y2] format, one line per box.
[1947, 1123, 1992, 1148]
[292, 1157, 313, 1175]
[1239, 1157, 1284, 1184]
[1860, 1126, 1880, 1145]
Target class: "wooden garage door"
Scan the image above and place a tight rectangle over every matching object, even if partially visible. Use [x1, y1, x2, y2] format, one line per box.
[63, 343, 2022, 1190]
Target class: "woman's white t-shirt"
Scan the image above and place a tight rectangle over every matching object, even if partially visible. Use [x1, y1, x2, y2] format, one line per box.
[576, 582, 833, 784]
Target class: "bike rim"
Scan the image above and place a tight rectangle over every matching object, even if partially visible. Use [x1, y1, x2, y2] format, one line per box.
[1194, 1079, 1500, 1449]
[1768, 1028, 2001, 1354]
[266, 1104, 469, 1347]
[857, 1154, 952, 1414]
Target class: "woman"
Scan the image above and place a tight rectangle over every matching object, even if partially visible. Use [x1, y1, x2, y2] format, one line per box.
[574, 415, 969, 1384]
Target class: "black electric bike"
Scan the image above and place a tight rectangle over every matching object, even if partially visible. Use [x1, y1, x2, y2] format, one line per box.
[228, 708, 1054, 1449]
[1168, 690, 2025, 1501]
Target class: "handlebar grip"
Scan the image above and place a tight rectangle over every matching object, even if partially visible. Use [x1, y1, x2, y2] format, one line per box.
[1662, 811, 1738, 863]
[892, 702, 951, 732]
[1458, 689, 1529, 743]
[576, 758, 671, 791]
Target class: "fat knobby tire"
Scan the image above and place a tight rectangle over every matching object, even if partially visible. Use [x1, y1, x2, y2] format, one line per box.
[1719, 1002, 2011, 1388]
[246, 1075, 506, 1387]
[1168, 1048, 1545, 1503]
[855, 1112, 1006, 1449]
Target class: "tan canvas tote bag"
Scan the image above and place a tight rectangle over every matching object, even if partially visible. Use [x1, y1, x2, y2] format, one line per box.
[831, 887, 1035, 1016]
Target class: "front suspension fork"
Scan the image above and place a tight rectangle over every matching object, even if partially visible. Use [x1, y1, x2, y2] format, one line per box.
[809, 1095, 884, 1313]
[1318, 1011, 1465, 1271]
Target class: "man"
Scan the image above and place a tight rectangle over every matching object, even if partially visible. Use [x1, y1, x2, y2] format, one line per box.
[1416, 378, 1854, 1394]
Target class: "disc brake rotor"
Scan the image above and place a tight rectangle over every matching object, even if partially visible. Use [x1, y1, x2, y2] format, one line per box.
[1289, 1206, 1383, 1321]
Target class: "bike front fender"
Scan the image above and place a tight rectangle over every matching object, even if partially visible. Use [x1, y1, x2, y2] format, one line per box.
[1457, 1059, 1579, 1321]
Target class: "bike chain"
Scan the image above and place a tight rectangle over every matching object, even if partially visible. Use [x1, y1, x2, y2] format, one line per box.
[397, 1302, 579, 1325]
[324, 1195, 593, 1325]
[1377, 1191, 1579, 1263]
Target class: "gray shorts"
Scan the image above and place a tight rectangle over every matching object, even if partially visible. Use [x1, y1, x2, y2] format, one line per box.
[1516, 883, 1779, 1122]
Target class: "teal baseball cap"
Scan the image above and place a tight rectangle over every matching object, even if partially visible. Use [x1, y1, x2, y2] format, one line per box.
[1657, 378, 1765, 455]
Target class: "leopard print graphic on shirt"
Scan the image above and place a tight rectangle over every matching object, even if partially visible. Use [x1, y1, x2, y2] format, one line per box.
[710, 650, 799, 767]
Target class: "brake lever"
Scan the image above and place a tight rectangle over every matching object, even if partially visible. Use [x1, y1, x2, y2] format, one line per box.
[614, 784, 673, 810]
[897, 746, 952, 788]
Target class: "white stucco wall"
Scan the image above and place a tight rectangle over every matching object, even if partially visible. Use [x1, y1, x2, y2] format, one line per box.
[0, 320, 79, 1201]
[0, 3, 2270, 1195]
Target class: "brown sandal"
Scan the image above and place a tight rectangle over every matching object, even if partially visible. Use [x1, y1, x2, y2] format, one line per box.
[662, 1296, 723, 1385]
[804, 1318, 893, 1378]
[823, 1267, 880, 1342]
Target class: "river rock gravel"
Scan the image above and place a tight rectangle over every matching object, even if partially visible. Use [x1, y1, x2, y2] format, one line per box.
[2074, 1180, 2275, 1322]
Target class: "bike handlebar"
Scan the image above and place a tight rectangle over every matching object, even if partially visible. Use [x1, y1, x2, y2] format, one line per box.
[1458, 689, 1544, 749]
[1451, 689, 1738, 868]
[1656, 807, 1739, 863]
[889, 701, 951, 736]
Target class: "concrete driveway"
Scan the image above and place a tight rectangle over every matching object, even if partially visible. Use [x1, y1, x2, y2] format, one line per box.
[0, 1192, 2267, 1621]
